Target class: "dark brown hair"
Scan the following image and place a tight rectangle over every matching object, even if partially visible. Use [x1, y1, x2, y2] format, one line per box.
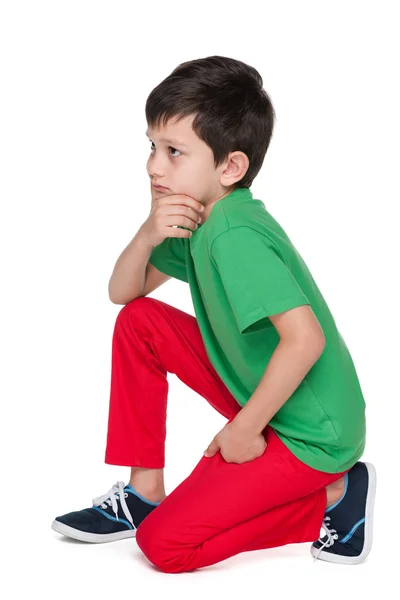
[145, 55, 276, 188]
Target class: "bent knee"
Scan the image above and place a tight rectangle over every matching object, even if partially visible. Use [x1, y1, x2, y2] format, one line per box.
[136, 516, 187, 574]
[115, 296, 159, 327]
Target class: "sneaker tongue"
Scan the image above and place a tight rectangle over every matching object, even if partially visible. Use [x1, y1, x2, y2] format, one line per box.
[100, 485, 130, 510]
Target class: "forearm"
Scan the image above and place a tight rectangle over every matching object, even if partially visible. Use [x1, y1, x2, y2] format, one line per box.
[232, 338, 325, 435]
[108, 228, 154, 304]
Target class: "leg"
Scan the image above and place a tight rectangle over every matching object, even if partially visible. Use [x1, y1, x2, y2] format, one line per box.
[53, 297, 242, 542]
[135, 425, 349, 573]
[326, 476, 346, 507]
[104, 297, 241, 496]
[129, 467, 167, 503]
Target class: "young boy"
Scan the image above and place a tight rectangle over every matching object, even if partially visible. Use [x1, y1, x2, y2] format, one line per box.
[52, 55, 376, 571]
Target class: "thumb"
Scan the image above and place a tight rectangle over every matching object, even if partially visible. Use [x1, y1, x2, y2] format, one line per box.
[204, 438, 219, 457]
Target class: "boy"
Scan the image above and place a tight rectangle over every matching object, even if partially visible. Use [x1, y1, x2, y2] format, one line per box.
[52, 55, 376, 571]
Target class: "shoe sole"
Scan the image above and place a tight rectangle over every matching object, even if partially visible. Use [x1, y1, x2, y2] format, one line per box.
[51, 519, 137, 543]
[310, 461, 377, 564]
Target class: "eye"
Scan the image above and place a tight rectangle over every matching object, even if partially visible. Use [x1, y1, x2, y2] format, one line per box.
[149, 141, 181, 158]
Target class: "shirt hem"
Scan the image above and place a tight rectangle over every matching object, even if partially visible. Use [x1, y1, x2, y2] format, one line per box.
[273, 429, 366, 474]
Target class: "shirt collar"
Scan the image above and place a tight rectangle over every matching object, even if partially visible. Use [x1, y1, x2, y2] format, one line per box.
[219, 187, 253, 205]
[196, 187, 253, 230]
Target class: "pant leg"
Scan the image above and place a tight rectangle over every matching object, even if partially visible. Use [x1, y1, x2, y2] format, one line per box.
[135, 426, 350, 573]
[104, 297, 241, 468]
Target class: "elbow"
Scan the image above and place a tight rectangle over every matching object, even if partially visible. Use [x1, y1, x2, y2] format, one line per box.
[290, 331, 326, 358]
[306, 332, 326, 359]
[108, 290, 124, 305]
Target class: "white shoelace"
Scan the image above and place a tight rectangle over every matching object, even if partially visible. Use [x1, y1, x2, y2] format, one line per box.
[92, 480, 136, 530]
[313, 515, 339, 561]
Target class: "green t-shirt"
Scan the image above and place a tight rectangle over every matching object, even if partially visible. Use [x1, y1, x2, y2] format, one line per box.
[148, 187, 366, 473]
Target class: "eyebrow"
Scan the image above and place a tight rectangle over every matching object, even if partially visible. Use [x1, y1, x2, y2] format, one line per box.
[145, 131, 189, 148]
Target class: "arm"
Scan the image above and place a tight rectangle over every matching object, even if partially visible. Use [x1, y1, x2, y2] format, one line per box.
[109, 230, 154, 304]
[109, 231, 172, 304]
[232, 304, 326, 435]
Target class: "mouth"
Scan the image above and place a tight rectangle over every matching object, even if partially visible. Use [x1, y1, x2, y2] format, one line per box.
[152, 183, 169, 192]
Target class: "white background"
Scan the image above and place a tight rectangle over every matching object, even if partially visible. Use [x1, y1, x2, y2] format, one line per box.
[1, 0, 398, 597]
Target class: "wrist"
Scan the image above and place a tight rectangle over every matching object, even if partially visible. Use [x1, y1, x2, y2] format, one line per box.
[135, 228, 156, 251]
[231, 410, 263, 437]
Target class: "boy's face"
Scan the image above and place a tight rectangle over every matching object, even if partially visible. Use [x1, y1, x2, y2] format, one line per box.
[146, 113, 248, 214]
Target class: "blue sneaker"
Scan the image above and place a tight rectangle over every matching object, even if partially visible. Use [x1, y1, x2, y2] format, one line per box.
[51, 481, 162, 543]
[310, 462, 377, 564]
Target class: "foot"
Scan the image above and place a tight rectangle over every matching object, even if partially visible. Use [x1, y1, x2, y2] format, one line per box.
[51, 480, 163, 543]
[311, 462, 377, 565]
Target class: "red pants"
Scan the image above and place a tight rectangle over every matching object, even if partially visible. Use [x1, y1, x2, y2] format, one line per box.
[104, 297, 349, 573]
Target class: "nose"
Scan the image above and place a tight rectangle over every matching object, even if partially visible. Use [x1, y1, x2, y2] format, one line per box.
[147, 152, 167, 180]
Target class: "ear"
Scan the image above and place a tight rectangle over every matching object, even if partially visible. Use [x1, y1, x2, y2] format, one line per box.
[220, 151, 250, 186]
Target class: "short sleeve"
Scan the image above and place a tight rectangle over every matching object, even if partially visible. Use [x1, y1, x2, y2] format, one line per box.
[148, 231, 188, 283]
[211, 227, 311, 334]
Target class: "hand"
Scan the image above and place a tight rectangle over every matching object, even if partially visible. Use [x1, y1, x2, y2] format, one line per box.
[139, 183, 204, 247]
[203, 421, 267, 464]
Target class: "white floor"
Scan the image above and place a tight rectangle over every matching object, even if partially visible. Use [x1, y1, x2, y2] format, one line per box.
[20, 518, 390, 600]
[5, 471, 389, 600]
[7, 383, 393, 599]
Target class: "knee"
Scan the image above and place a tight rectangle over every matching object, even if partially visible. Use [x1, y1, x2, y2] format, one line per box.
[117, 296, 154, 317]
[135, 518, 168, 572]
[115, 296, 158, 327]
[135, 516, 188, 574]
